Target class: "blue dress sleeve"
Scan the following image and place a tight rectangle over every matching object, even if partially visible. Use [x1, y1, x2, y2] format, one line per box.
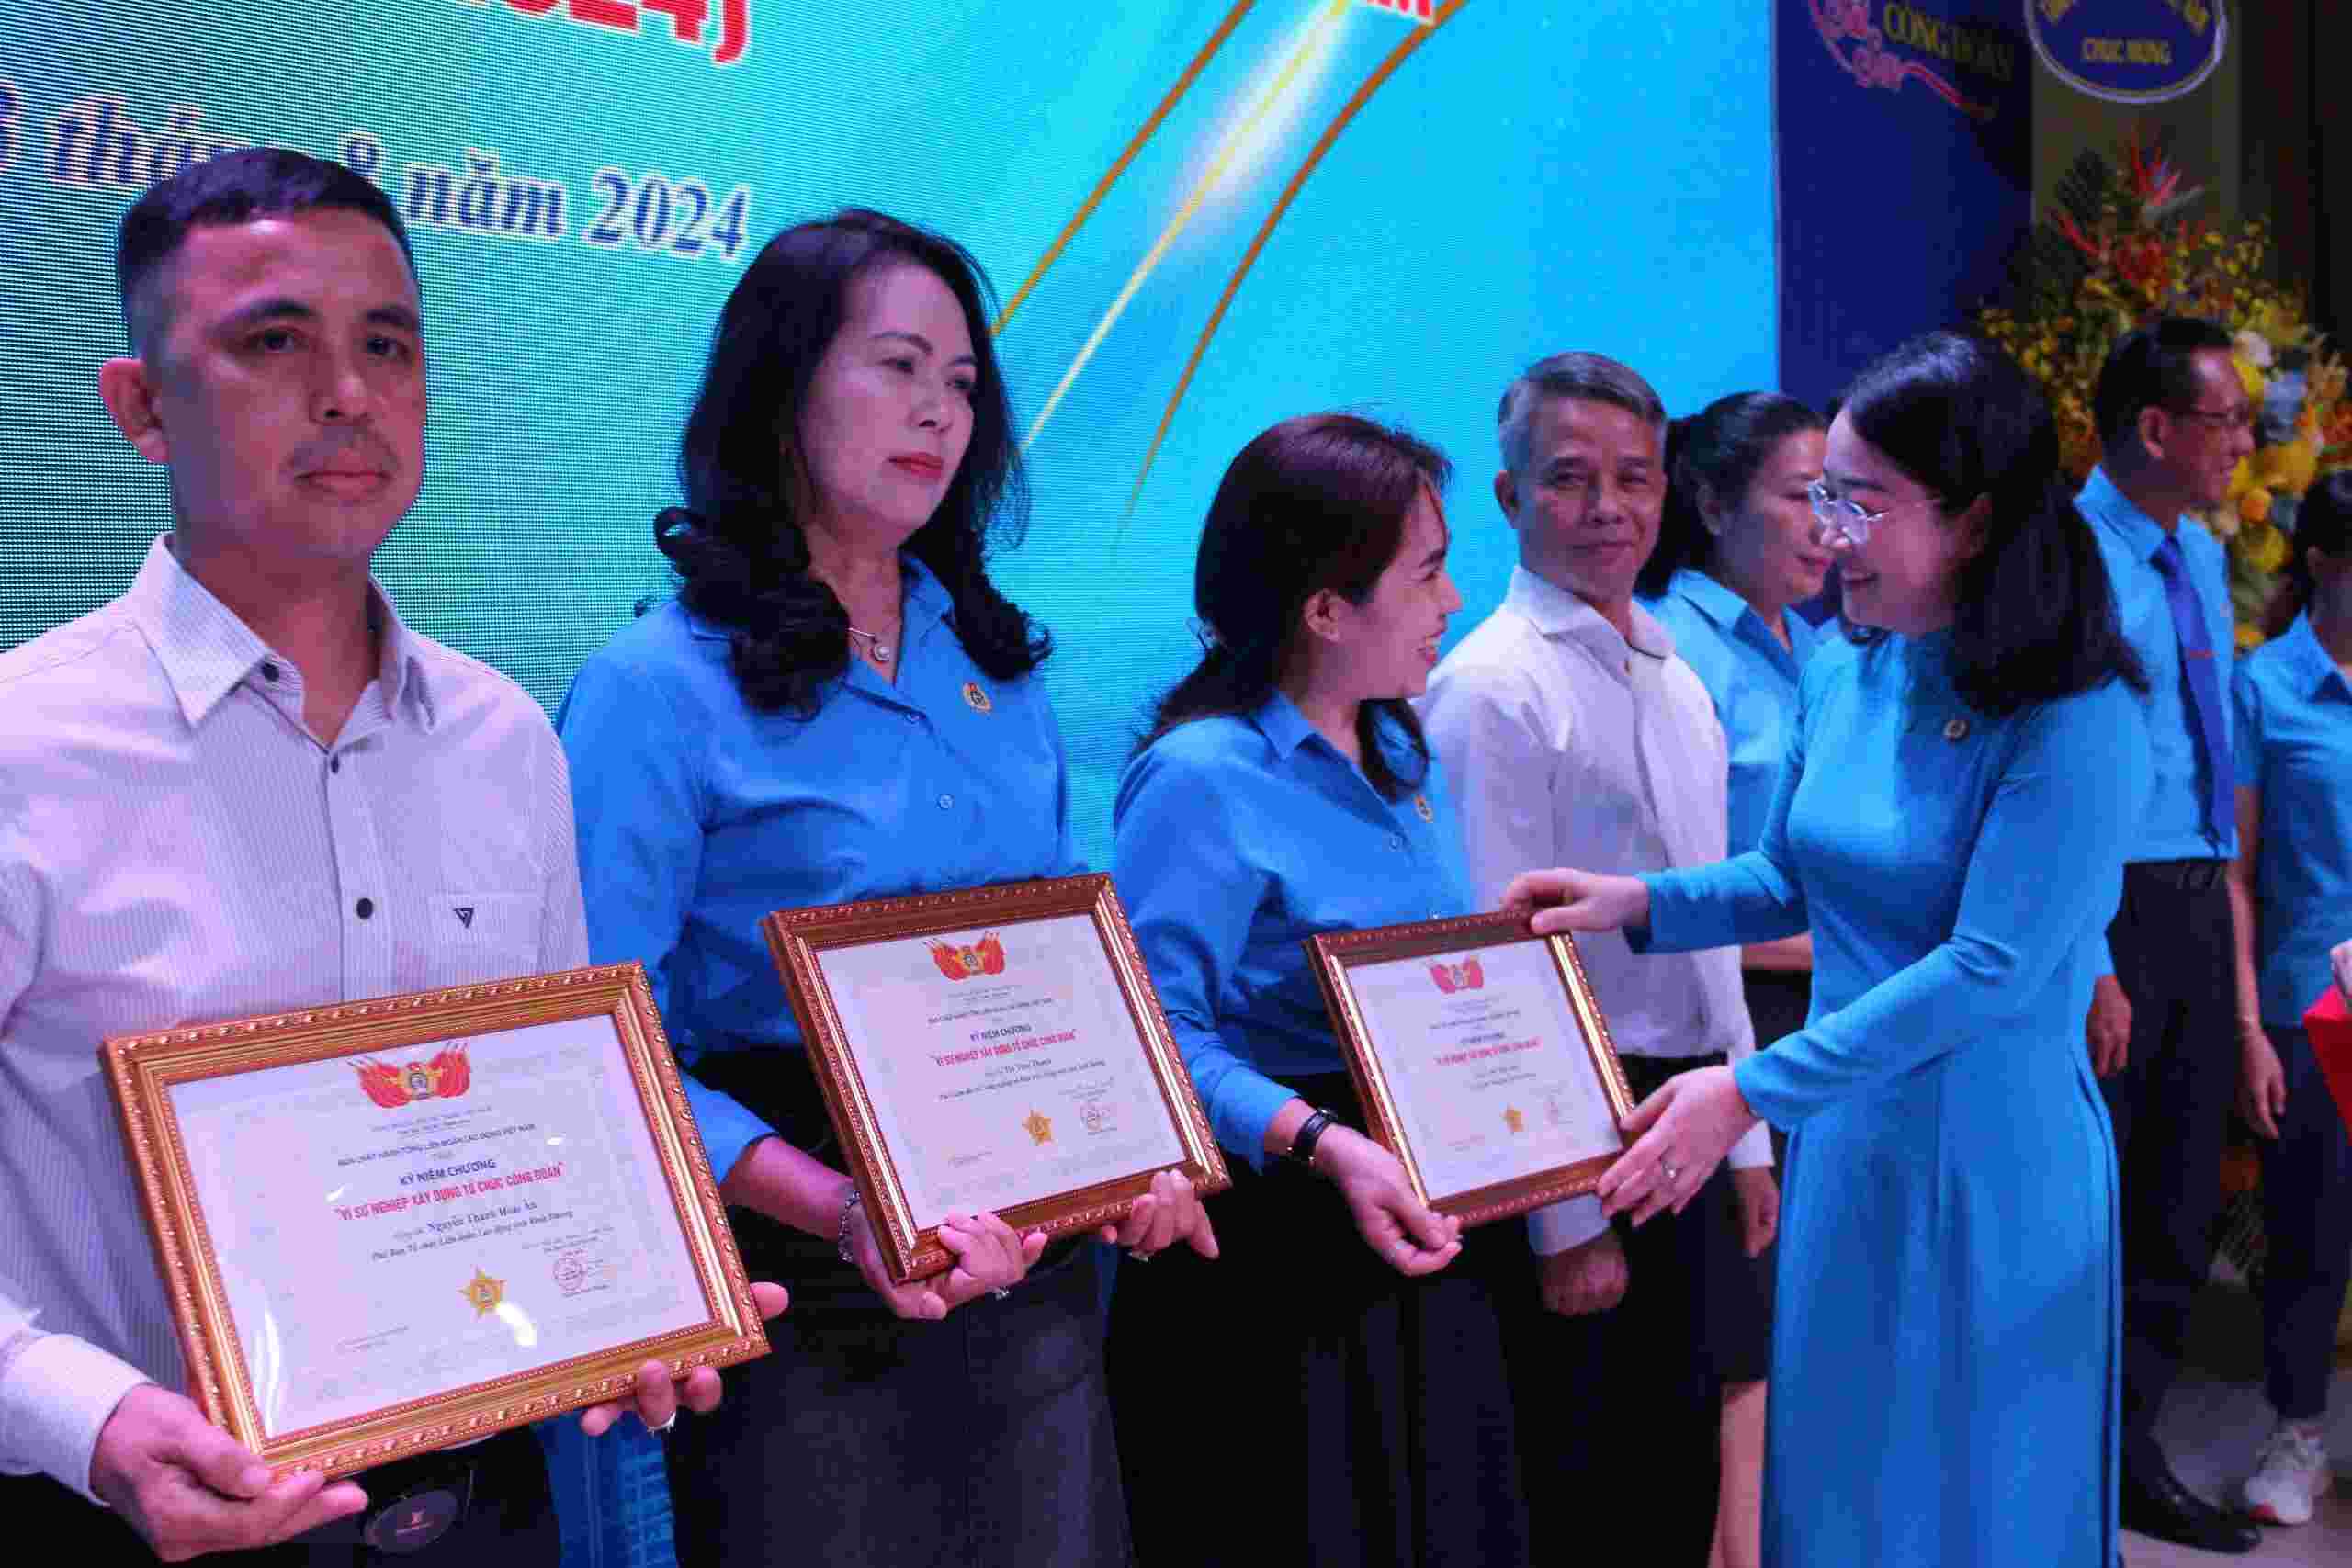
[557, 648, 775, 1181]
[2231, 663, 2267, 795]
[1731, 682, 2150, 1127]
[1113, 738, 1295, 1168]
[1635, 649, 1818, 951]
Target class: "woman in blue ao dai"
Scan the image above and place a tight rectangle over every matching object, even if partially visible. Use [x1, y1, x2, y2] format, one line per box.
[1508, 333, 2152, 1567]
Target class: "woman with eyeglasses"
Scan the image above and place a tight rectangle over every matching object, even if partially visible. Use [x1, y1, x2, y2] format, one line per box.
[2224, 471, 2352, 1529]
[1505, 333, 2151, 1568]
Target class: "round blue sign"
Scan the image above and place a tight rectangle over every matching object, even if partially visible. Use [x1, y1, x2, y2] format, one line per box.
[2025, 0, 2227, 104]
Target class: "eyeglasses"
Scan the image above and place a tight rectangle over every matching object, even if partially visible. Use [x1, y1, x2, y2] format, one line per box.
[2165, 404, 2256, 434]
[1806, 479, 1935, 547]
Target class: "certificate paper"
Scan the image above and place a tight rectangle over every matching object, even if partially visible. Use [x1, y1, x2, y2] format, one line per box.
[104, 964, 768, 1476]
[171, 1014, 705, 1438]
[818, 914, 1187, 1228]
[764, 875, 1228, 1282]
[1307, 915, 1635, 1225]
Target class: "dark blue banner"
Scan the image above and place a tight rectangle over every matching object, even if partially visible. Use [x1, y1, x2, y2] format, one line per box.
[2027, 0, 2227, 105]
[1776, 2, 2033, 412]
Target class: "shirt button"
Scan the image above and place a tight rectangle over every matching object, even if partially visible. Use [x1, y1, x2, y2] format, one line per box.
[1388, 833, 1406, 851]
[355, 897, 375, 919]
[330, 756, 342, 774]
[938, 794, 955, 809]
[260, 660, 281, 683]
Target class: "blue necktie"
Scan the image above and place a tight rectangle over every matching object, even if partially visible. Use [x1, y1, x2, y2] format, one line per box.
[2150, 534, 2233, 848]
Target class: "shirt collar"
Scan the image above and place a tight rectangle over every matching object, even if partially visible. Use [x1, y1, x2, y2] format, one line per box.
[2077, 466, 2172, 562]
[1505, 565, 1674, 660]
[124, 534, 438, 732]
[1247, 689, 1321, 759]
[681, 550, 954, 642]
[2280, 612, 2350, 699]
[1669, 568, 1817, 663]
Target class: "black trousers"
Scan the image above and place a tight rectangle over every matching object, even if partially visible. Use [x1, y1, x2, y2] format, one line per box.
[2256, 1024, 2352, 1421]
[2098, 861, 2237, 1469]
[0, 1426, 556, 1564]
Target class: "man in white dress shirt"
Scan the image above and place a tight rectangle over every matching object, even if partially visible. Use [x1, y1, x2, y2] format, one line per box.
[0, 149, 775, 1562]
[1418, 353, 1778, 1567]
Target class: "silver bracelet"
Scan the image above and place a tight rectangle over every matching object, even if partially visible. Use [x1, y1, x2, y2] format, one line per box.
[835, 1183, 862, 1264]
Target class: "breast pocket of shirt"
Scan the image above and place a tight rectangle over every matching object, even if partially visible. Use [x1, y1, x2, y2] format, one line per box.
[418, 891, 546, 985]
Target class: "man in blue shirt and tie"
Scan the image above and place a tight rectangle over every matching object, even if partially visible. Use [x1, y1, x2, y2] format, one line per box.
[2076, 317, 2260, 1555]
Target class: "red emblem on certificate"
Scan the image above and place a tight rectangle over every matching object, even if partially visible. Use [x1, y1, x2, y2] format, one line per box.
[352, 1044, 473, 1108]
[1429, 956, 1485, 994]
[926, 931, 1007, 981]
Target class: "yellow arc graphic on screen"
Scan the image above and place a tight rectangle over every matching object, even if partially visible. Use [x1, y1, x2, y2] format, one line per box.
[1125, 0, 1464, 514]
[1020, 0, 1351, 453]
[987, 1, 1464, 511]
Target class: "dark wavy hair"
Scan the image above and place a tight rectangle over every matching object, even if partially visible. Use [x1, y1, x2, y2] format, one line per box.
[1840, 332, 2146, 716]
[654, 209, 1046, 716]
[2267, 470, 2352, 638]
[1139, 413, 1450, 801]
[1636, 391, 1826, 599]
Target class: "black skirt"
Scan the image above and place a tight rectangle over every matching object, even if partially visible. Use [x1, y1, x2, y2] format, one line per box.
[668, 1049, 1130, 1568]
[1107, 1074, 1531, 1568]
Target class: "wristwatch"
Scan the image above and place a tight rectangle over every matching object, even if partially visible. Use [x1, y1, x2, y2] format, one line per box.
[1284, 1108, 1338, 1169]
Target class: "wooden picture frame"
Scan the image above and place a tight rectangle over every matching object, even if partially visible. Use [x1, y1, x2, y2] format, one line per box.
[763, 874, 1229, 1282]
[1306, 912, 1636, 1226]
[101, 963, 768, 1479]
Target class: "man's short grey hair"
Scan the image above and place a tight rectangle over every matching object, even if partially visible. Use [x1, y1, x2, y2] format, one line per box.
[1496, 352, 1668, 470]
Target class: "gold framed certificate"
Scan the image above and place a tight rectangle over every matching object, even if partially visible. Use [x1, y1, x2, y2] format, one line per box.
[762, 874, 1230, 1283]
[101, 964, 769, 1480]
[1306, 913, 1636, 1226]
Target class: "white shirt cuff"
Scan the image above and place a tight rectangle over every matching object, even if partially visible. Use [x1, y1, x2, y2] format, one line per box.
[1727, 1122, 1773, 1170]
[1527, 1194, 1608, 1255]
[0, 1333, 152, 1502]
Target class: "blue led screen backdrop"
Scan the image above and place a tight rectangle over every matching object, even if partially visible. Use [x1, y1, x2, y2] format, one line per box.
[2, 0, 1776, 863]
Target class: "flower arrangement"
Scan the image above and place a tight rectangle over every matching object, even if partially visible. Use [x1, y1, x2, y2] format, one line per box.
[1975, 139, 2349, 646]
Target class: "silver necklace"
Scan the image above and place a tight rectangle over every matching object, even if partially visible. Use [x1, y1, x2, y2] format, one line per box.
[846, 624, 892, 664]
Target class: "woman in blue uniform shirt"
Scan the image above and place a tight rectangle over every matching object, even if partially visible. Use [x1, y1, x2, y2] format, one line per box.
[2225, 471, 2352, 1528]
[1631, 388, 1825, 1568]
[1109, 413, 1532, 1566]
[1636, 392, 1828, 1055]
[559, 209, 1210, 1568]
[1509, 333, 2150, 1567]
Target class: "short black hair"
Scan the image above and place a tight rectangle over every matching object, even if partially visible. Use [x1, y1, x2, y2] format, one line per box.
[2090, 315, 2234, 453]
[1497, 352, 1666, 470]
[1842, 331, 2146, 716]
[116, 147, 417, 351]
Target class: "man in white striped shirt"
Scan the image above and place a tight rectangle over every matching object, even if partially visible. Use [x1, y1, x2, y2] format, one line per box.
[0, 149, 774, 1562]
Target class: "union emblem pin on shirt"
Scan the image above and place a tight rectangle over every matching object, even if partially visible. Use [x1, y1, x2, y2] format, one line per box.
[963, 681, 993, 713]
[1412, 793, 1433, 822]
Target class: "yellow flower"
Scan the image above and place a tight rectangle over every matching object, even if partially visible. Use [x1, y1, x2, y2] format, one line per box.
[2233, 355, 2266, 401]
[2249, 436, 2320, 497]
[2236, 620, 2264, 652]
[2239, 487, 2273, 527]
[2239, 512, 2288, 569]
[2226, 457, 2255, 499]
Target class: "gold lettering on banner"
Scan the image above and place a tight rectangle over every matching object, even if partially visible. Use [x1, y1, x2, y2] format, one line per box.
[1880, 4, 2018, 83]
[2083, 37, 2174, 66]
[2039, 0, 2076, 21]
